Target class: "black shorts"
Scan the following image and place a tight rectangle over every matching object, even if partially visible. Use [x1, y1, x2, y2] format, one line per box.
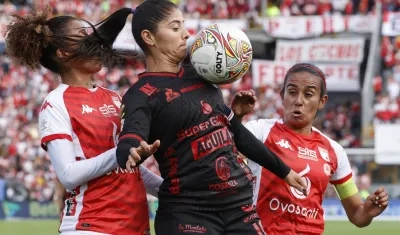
[154, 204, 266, 235]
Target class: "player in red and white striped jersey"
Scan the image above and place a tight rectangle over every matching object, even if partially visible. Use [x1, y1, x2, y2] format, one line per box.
[5, 7, 162, 235]
[231, 63, 389, 234]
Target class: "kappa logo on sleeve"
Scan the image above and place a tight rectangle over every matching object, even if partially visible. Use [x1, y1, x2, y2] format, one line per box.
[40, 100, 53, 112]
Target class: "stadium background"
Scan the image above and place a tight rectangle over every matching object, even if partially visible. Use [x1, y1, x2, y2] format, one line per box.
[0, 0, 400, 234]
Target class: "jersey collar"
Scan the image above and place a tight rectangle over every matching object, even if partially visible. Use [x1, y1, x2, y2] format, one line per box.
[138, 67, 185, 79]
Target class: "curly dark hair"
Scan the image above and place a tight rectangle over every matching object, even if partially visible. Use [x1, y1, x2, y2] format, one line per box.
[5, 6, 112, 74]
[5, 6, 54, 70]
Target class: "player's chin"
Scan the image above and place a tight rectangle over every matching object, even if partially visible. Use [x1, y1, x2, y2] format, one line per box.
[174, 50, 188, 63]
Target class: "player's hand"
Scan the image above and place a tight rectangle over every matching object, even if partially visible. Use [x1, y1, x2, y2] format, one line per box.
[231, 90, 256, 118]
[284, 170, 308, 195]
[363, 187, 389, 218]
[126, 140, 160, 171]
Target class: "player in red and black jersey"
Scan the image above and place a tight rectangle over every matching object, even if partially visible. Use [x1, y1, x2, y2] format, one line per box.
[80, 1, 307, 234]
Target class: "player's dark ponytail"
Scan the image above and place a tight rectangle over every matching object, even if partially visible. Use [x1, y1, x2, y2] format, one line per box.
[76, 0, 179, 66]
[93, 8, 133, 50]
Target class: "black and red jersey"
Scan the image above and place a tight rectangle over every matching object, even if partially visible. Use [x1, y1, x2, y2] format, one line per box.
[117, 65, 254, 210]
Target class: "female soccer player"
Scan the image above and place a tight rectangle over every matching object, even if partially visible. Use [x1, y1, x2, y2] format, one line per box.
[231, 63, 389, 234]
[5, 7, 162, 235]
[77, 1, 308, 234]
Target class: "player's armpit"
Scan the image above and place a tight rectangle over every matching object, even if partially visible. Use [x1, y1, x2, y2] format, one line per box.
[333, 177, 359, 200]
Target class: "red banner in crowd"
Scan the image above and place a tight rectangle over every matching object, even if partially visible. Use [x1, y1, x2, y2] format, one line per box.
[275, 38, 365, 63]
[382, 12, 400, 36]
[251, 60, 360, 92]
[261, 15, 374, 39]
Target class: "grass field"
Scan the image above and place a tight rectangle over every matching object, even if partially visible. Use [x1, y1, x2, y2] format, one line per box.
[0, 220, 399, 235]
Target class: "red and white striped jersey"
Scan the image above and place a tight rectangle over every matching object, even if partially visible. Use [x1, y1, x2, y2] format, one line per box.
[245, 119, 352, 235]
[39, 84, 149, 235]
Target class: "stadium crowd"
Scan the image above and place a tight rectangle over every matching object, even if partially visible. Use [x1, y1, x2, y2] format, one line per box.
[373, 1, 400, 123]
[0, 0, 381, 202]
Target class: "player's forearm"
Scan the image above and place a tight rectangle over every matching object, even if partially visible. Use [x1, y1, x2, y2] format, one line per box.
[139, 165, 163, 197]
[229, 116, 291, 179]
[349, 204, 373, 227]
[48, 139, 118, 191]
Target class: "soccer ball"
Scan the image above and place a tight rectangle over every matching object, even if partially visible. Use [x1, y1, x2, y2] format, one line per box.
[189, 23, 253, 84]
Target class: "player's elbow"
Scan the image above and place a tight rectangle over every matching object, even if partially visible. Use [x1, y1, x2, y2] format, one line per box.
[350, 220, 371, 228]
[57, 173, 79, 191]
[349, 215, 372, 228]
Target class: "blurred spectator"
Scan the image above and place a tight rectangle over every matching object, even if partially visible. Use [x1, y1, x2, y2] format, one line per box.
[0, 172, 6, 201]
[279, 0, 375, 16]
[358, 174, 371, 200]
[375, 35, 400, 123]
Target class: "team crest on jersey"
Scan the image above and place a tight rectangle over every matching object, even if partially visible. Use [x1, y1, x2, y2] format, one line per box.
[318, 146, 330, 162]
[112, 96, 121, 108]
[323, 163, 331, 176]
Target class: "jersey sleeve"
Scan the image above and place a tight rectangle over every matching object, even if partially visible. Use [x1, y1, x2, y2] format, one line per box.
[47, 139, 117, 191]
[329, 144, 358, 200]
[116, 84, 152, 168]
[330, 145, 353, 184]
[38, 97, 73, 151]
[243, 120, 267, 142]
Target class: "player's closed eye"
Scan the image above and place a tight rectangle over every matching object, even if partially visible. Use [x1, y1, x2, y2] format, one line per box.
[305, 93, 313, 98]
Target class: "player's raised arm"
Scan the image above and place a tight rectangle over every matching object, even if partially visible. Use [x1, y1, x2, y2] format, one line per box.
[39, 98, 118, 191]
[116, 84, 160, 169]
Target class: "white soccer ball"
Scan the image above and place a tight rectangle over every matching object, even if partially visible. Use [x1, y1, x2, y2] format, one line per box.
[189, 23, 253, 84]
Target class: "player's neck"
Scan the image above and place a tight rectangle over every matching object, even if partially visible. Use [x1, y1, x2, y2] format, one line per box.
[286, 123, 313, 136]
[145, 55, 181, 74]
[61, 70, 95, 89]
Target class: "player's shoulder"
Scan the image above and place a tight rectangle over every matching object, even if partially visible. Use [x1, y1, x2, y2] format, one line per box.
[41, 84, 69, 107]
[96, 86, 121, 98]
[244, 118, 280, 130]
[312, 126, 344, 152]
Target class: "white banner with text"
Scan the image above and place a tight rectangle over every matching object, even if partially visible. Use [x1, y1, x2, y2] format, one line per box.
[251, 60, 360, 91]
[275, 38, 365, 63]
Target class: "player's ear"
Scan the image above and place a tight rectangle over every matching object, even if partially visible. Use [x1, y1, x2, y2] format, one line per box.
[141, 29, 155, 47]
[318, 95, 328, 110]
[56, 49, 71, 60]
